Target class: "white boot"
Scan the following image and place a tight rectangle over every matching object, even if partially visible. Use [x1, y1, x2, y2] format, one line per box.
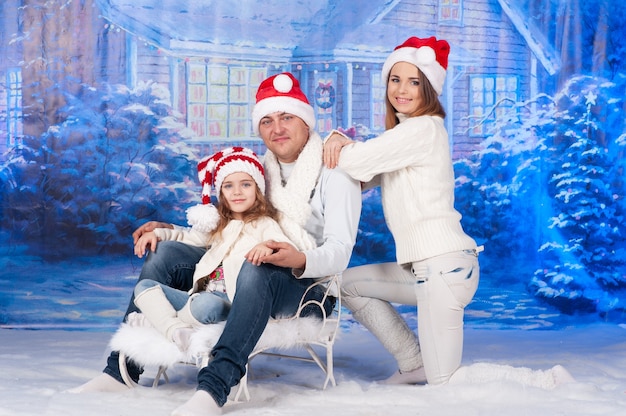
[171, 390, 222, 416]
[126, 311, 152, 328]
[177, 294, 203, 326]
[350, 298, 426, 384]
[134, 285, 192, 344]
[66, 373, 129, 393]
[171, 295, 203, 351]
[381, 366, 427, 385]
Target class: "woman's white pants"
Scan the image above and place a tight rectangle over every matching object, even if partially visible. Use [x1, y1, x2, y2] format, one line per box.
[342, 249, 480, 384]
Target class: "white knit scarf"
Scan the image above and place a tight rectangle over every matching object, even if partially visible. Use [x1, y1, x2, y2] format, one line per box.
[264, 132, 323, 251]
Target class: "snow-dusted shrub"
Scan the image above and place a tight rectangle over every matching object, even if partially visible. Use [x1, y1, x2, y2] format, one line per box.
[529, 75, 626, 316]
[455, 74, 626, 316]
[0, 81, 200, 258]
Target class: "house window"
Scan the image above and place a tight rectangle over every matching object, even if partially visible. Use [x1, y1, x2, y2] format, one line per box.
[187, 64, 266, 139]
[438, 0, 463, 26]
[6, 68, 23, 147]
[312, 72, 337, 136]
[371, 71, 386, 132]
[469, 75, 519, 137]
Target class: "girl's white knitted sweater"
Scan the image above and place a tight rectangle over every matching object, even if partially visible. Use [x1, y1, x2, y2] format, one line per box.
[338, 114, 477, 264]
[154, 217, 292, 300]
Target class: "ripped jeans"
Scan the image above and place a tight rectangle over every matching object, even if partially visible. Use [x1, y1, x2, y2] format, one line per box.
[341, 248, 480, 385]
[412, 249, 480, 384]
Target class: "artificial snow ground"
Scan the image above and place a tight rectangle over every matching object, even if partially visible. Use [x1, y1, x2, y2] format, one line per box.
[2, 322, 626, 416]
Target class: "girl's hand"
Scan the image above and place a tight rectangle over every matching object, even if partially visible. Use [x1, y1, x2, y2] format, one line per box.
[245, 243, 275, 266]
[134, 231, 159, 258]
[259, 241, 306, 270]
[323, 132, 352, 169]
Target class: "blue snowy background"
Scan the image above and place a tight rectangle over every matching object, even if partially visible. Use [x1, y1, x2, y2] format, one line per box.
[0, 0, 625, 331]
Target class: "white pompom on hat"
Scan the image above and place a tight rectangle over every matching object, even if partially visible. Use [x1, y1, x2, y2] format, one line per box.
[186, 146, 265, 232]
[251, 72, 316, 135]
[381, 36, 450, 96]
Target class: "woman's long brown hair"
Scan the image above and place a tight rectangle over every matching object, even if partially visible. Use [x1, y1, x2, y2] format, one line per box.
[384, 66, 446, 130]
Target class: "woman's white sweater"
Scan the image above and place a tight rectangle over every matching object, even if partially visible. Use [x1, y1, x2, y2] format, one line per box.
[338, 114, 476, 264]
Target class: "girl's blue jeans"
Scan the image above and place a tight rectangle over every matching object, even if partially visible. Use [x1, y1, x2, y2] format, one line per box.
[133, 279, 231, 324]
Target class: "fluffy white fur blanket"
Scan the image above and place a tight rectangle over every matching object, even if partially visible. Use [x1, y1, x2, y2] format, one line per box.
[109, 315, 336, 370]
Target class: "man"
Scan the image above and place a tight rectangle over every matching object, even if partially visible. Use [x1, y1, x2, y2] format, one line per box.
[72, 72, 362, 416]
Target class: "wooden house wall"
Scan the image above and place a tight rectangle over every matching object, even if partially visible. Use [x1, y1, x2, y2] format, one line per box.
[52, 0, 538, 161]
[350, 67, 373, 132]
[0, 2, 20, 156]
[136, 43, 173, 87]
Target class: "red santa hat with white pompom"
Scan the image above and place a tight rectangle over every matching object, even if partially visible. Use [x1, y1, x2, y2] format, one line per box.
[381, 36, 450, 96]
[251, 72, 316, 135]
[186, 146, 265, 232]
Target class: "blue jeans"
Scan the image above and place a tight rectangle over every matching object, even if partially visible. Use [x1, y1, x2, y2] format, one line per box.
[134, 279, 231, 324]
[197, 261, 333, 407]
[104, 241, 206, 384]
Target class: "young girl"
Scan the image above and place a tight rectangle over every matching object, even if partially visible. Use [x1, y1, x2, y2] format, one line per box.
[323, 36, 481, 385]
[131, 146, 294, 351]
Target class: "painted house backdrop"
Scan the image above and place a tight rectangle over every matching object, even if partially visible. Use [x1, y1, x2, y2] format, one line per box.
[1, 0, 625, 330]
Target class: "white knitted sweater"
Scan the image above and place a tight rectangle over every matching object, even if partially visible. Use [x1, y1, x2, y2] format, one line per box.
[338, 114, 477, 264]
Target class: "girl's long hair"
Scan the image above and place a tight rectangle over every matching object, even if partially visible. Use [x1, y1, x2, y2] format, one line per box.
[209, 184, 279, 243]
[384, 67, 446, 130]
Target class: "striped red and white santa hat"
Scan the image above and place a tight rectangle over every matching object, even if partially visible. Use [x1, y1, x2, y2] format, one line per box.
[187, 146, 265, 232]
[198, 146, 265, 201]
[381, 36, 450, 96]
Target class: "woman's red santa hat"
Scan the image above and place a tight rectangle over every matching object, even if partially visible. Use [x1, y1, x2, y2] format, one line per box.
[186, 146, 265, 232]
[251, 72, 316, 135]
[381, 36, 450, 96]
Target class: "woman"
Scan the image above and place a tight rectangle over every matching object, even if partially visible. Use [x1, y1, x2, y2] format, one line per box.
[324, 36, 481, 385]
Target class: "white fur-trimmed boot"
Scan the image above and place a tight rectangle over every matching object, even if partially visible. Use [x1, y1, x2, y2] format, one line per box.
[349, 298, 427, 384]
[170, 295, 203, 352]
[133, 285, 193, 350]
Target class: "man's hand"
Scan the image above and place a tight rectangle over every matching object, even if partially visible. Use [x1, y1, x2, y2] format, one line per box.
[245, 243, 275, 266]
[134, 231, 160, 258]
[132, 221, 173, 244]
[323, 132, 352, 169]
[256, 241, 306, 270]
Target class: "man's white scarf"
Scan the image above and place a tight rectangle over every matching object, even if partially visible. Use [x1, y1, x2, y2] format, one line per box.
[264, 132, 323, 251]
